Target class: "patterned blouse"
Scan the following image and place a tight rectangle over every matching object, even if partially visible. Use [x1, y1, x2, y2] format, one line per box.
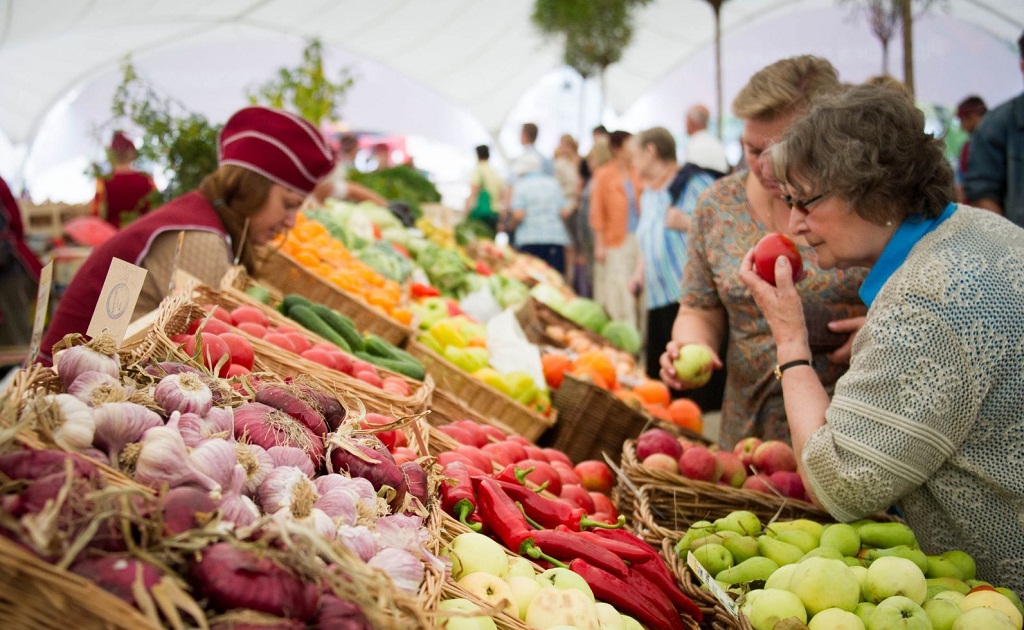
[681, 172, 867, 449]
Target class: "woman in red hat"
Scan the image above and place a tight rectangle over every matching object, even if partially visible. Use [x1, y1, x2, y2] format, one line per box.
[38, 106, 335, 364]
[92, 131, 158, 229]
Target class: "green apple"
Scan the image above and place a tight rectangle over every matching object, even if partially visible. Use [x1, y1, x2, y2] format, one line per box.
[506, 576, 543, 621]
[536, 568, 595, 602]
[952, 607, 1017, 629]
[438, 598, 499, 630]
[673, 344, 714, 386]
[447, 532, 510, 580]
[959, 589, 1023, 630]
[820, 523, 862, 557]
[940, 550, 976, 581]
[525, 586, 600, 630]
[741, 588, 808, 630]
[788, 557, 861, 615]
[693, 543, 734, 576]
[507, 556, 537, 579]
[867, 596, 931, 630]
[594, 602, 625, 630]
[714, 510, 763, 536]
[765, 563, 799, 590]
[863, 556, 928, 604]
[855, 602, 878, 627]
[458, 572, 516, 617]
[809, 607, 865, 630]
[620, 615, 644, 630]
[923, 597, 963, 630]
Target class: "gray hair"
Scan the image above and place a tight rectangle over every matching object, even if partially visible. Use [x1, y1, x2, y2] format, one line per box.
[768, 84, 955, 224]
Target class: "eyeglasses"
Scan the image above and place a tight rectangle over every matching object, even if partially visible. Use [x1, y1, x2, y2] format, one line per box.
[782, 192, 829, 213]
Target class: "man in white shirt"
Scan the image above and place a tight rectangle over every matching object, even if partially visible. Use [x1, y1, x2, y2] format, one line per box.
[683, 105, 729, 174]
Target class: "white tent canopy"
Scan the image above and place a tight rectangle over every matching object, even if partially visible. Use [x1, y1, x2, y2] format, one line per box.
[2, 0, 1022, 203]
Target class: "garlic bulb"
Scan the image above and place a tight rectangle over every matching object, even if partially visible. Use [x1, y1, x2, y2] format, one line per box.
[367, 548, 424, 593]
[55, 341, 120, 389]
[259, 466, 318, 517]
[154, 373, 213, 416]
[92, 402, 162, 466]
[271, 507, 337, 541]
[203, 407, 234, 437]
[267, 446, 315, 478]
[235, 443, 274, 497]
[134, 412, 221, 499]
[336, 525, 377, 562]
[44, 394, 95, 452]
[188, 439, 238, 489]
[218, 465, 260, 527]
[68, 372, 126, 407]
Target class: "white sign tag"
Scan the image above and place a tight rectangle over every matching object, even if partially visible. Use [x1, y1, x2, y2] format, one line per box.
[27, 261, 54, 364]
[687, 550, 740, 618]
[87, 257, 148, 347]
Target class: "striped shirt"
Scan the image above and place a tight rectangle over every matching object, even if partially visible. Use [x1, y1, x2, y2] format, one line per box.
[511, 172, 569, 247]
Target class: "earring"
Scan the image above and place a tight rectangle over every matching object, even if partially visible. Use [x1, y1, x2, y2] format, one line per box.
[885, 220, 893, 226]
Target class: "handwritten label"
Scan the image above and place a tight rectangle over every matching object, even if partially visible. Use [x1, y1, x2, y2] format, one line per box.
[27, 262, 54, 363]
[687, 550, 740, 618]
[87, 257, 148, 347]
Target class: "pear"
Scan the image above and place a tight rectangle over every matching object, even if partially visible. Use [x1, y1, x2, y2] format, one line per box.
[716, 556, 780, 585]
[775, 529, 818, 554]
[800, 547, 845, 562]
[862, 545, 929, 574]
[689, 534, 725, 551]
[693, 543, 734, 576]
[926, 577, 970, 599]
[926, 556, 966, 580]
[857, 522, 917, 549]
[819, 523, 861, 557]
[767, 519, 824, 546]
[940, 550, 976, 581]
[714, 510, 763, 536]
[723, 535, 761, 564]
[675, 520, 716, 554]
[996, 587, 1024, 620]
[854, 601, 877, 627]
[758, 535, 805, 567]
[844, 556, 867, 568]
[765, 563, 799, 590]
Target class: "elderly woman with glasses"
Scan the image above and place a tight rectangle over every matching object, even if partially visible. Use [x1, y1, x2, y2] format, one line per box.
[659, 56, 866, 449]
[740, 83, 1024, 592]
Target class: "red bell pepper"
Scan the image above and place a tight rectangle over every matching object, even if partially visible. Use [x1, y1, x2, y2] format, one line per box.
[569, 559, 692, 630]
[440, 462, 481, 531]
[410, 283, 440, 298]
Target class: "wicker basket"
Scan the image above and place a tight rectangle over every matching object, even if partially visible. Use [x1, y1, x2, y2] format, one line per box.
[660, 539, 753, 630]
[254, 248, 413, 346]
[405, 341, 555, 442]
[514, 297, 609, 350]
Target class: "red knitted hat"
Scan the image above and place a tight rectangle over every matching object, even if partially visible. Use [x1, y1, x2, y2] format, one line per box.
[218, 106, 335, 195]
[110, 131, 136, 154]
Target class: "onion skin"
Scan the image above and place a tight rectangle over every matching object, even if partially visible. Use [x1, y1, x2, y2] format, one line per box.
[190, 543, 320, 621]
[69, 556, 163, 607]
[0, 449, 99, 481]
[161, 486, 218, 535]
[233, 403, 324, 470]
[399, 461, 429, 513]
[294, 384, 347, 432]
[254, 385, 328, 437]
[315, 594, 372, 630]
[328, 440, 406, 512]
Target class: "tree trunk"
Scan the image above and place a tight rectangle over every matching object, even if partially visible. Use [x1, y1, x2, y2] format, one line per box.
[579, 72, 588, 141]
[881, 38, 890, 75]
[901, 0, 914, 97]
[714, 1, 723, 140]
[598, 68, 607, 126]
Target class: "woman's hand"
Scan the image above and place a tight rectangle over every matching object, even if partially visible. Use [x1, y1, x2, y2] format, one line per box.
[825, 316, 865, 364]
[660, 339, 722, 390]
[738, 248, 810, 354]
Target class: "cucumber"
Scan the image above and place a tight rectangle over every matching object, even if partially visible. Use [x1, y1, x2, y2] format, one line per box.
[309, 304, 364, 352]
[281, 293, 314, 315]
[355, 351, 426, 381]
[287, 304, 352, 351]
[364, 334, 419, 365]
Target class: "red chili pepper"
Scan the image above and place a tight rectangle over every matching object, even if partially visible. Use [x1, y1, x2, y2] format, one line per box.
[475, 260, 493, 276]
[527, 529, 629, 578]
[440, 462, 481, 532]
[471, 477, 531, 550]
[568, 559, 691, 630]
[568, 529, 652, 563]
[489, 478, 624, 531]
[590, 529, 701, 618]
[391, 243, 411, 258]
[411, 283, 440, 298]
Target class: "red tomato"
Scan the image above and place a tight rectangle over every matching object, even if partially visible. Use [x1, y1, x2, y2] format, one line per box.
[263, 332, 297, 353]
[752, 233, 803, 286]
[202, 304, 233, 325]
[218, 332, 255, 371]
[236, 322, 269, 338]
[181, 333, 232, 377]
[230, 305, 269, 327]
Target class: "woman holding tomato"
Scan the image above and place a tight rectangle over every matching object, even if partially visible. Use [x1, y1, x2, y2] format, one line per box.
[739, 83, 1024, 591]
[39, 106, 334, 365]
[659, 56, 867, 449]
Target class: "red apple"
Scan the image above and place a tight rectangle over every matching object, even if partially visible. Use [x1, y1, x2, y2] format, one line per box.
[283, 332, 312, 354]
[574, 460, 614, 494]
[742, 473, 773, 494]
[642, 453, 679, 474]
[362, 413, 402, 452]
[454, 446, 494, 472]
[715, 451, 747, 488]
[330, 351, 353, 375]
[551, 462, 582, 487]
[478, 424, 507, 443]
[522, 446, 549, 463]
[752, 232, 803, 286]
[733, 437, 763, 468]
[515, 459, 562, 495]
[505, 435, 531, 447]
[768, 470, 805, 500]
[678, 446, 721, 482]
[559, 484, 596, 512]
[230, 305, 269, 327]
[181, 333, 231, 377]
[452, 420, 489, 448]
[225, 363, 250, 378]
[542, 448, 573, 468]
[381, 376, 411, 397]
[301, 348, 337, 369]
[636, 428, 683, 461]
[391, 446, 418, 466]
[274, 325, 302, 336]
[236, 322, 269, 338]
[481, 441, 527, 466]
[218, 332, 255, 371]
[436, 451, 479, 471]
[589, 492, 619, 520]
[752, 440, 797, 475]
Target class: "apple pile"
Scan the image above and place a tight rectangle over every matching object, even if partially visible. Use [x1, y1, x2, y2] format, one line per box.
[634, 430, 807, 502]
[184, 304, 409, 395]
[435, 419, 619, 523]
[675, 510, 1024, 630]
[441, 532, 647, 629]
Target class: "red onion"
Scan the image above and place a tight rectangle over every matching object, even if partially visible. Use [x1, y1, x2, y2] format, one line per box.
[70, 556, 163, 607]
[315, 593, 372, 629]
[190, 543, 320, 620]
[234, 403, 324, 470]
[161, 486, 217, 535]
[0, 449, 98, 481]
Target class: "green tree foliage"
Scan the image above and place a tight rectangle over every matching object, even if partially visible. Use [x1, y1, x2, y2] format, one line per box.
[108, 61, 220, 204]
[531, 0, 651, 79]
[247, 39, 354, 126]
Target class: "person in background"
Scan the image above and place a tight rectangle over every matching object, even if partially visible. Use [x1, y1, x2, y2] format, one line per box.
[964, 29, 1024, 225]
[464, 144, 504, 233]
[629, 128, 689, 380]
[954, 96, 988, 202]
[518, 122, 553, 176]
[659, 56, 866, 449]
[371, 143, 392, 171]
[0, 174, 43, 371]
[508, 152, 571, 274]
[92, 131, 157, 229]
[570, 138, 613, 299]
[589, 130, 641, 330]
[313, 133, 387, 206]
[553, 134, 582, 286]
[741, 84, 1024, 592]
[681, 104, 729, 177]
[39, 106, 334, 365]
[578, 125, 610, 185]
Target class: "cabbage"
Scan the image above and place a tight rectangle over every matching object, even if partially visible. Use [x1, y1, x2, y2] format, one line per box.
[601, 320, 642, 355]
[560, 298, 609, 333]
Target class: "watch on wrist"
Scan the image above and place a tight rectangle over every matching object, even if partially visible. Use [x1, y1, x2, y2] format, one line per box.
[774, 359, 813, 380]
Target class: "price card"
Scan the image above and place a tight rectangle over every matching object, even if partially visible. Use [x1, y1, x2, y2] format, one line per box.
[87, 257, 148, 347]
[687, 550, 740, 618]
[27, 261, 54, 364]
